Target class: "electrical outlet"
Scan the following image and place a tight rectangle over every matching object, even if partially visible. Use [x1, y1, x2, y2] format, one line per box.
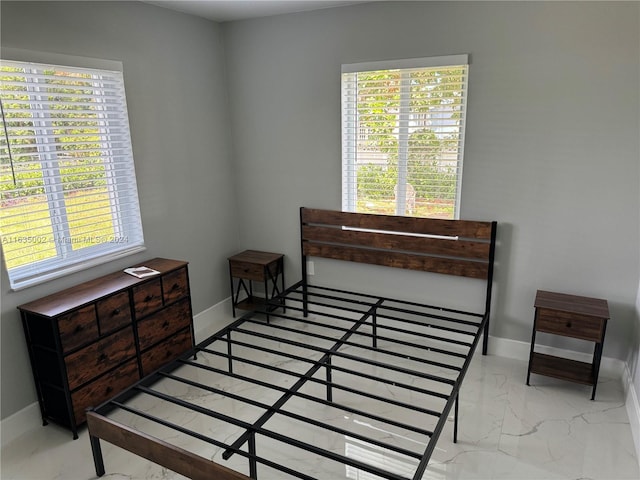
[307, 261, 315, 275]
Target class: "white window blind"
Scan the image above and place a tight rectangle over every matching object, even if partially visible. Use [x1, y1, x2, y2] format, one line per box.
[0, 58, 145, 289]
[342, 55, 469, 219]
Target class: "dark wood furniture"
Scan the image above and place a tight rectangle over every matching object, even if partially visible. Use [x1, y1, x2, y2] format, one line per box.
[526, 289, 609, 400]
[18, 258, 194, 439]
[87, 208, 497, 480]
[228, 250, 284, 317]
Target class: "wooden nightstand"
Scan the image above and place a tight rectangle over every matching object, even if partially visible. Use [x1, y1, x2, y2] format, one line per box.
[228, 250, 285, 318]
[526, 290, 609, 400]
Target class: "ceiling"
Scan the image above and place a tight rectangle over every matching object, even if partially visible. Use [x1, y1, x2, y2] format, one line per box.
[144, 1, 373, 22]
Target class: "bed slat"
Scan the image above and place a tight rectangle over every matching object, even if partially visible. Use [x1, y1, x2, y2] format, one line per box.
[86, 411, 251, 480]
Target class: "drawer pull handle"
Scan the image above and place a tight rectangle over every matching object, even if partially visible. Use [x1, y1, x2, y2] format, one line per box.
[74, 325, 83, 333]
[162, 321, 170, 328]
[105, 386, 113, 395]
[112, 308, 120, 316]
[145, 295, 154, 302]
[566, 322, 572, 328]
[172, 283, 180, 291]
[165, 350, 172, 358]
[98, 353, 108, 362]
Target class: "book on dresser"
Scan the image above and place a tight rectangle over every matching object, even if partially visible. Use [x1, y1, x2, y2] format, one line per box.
[18, 258, 195, 439]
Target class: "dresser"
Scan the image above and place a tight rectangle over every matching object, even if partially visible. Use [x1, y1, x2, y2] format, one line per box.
[18, 258, 194, 439]
[526, 290, 609, 400]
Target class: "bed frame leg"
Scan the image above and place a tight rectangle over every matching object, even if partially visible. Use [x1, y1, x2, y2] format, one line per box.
[372, 311, 377, 348]
[482, 221, 497, 356]
[453, 393, 459, 444]
[482, 322, 489, 355]
[227, 331, 233, 373]
[248, 433, 258, 479]
[326, 356, 333, 402]
[90, 434, 105, 477]
[302, 283, 309, 318]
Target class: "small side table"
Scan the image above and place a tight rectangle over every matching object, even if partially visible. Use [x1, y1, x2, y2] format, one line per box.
[526, 290, 609, 400]
[228, 250, 285, 318]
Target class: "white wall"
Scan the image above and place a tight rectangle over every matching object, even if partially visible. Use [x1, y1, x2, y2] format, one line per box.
[0, 1, 239, 420]
[223, 1, 639, 357]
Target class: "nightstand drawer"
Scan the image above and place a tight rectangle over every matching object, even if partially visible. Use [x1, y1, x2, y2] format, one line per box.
[536, 308, 605, 342]
[230, 261, 264, 281]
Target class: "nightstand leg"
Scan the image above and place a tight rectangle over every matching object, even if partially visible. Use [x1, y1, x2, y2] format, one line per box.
[263, 267, 270, 323]
[591, 342, 602, 400]
[526, 310, 538, 386]
[229, 264, 236, 317]
[282, 264, 286, 313]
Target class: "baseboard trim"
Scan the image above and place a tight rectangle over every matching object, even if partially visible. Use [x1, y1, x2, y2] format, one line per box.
[486, 334, 625, 379]
[1, 297, 235, 448]
[623, 363, 640, 468]
[193, 296, 234, 342]
[0, 401, 41, 447]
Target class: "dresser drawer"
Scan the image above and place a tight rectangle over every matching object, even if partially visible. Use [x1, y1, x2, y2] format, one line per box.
[536, 308, 605, 342]
[58, 305, 98, 353]
[137, 298, 191, 351]
[163, 268, 189, 304]
[141, 327, 193, 376]
[71, 358, 139, 425]
[65, 327, 136, 390]
[97, 291, 131, 334]
[230, 261, 264, 281]
[133, 279, 163, 318]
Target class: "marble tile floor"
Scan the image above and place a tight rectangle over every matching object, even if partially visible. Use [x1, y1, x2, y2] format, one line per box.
[2, 350, 638, 480]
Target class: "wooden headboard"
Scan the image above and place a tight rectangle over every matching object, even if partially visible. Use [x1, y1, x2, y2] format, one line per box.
[300, 207, 496, 279]
[299, 207, 497, 353]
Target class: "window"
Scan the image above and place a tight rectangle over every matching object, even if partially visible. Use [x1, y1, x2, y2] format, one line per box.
[0, 55, 145, 289]
[342, 55, 469, 219]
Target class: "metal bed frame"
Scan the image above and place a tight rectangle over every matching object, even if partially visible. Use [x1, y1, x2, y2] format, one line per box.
[87, 207, 497, 480]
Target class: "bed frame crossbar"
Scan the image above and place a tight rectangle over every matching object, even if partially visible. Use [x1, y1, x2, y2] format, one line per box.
[182, 348, 435, 436]
[220, 298, 382, 461]
[238, 313, 468, 370]
[198, 337, 450, 407]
